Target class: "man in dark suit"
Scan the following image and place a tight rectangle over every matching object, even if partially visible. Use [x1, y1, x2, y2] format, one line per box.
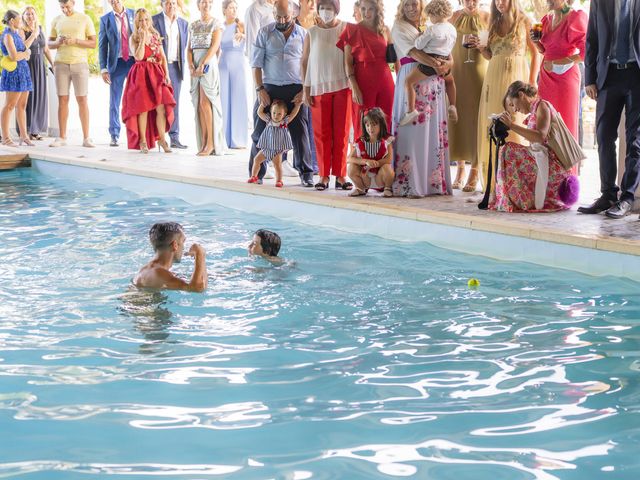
[581, 0, 640, 218]
[98, 0, 135, 147]
[153, 0, 189, 149]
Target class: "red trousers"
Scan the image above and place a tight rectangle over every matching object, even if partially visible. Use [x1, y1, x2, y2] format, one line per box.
[311, 88, 352, 178]
[352, 61, 395, 139]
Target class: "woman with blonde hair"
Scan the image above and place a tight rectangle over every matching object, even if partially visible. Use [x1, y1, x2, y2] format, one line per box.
[471, 0, 540, 191]
[336, 0, 394, 140]
[391, 0, 453, 197]
[121, 8, 175, 153]
[22, 5, 53, 140]
[188, 0, 226, 156]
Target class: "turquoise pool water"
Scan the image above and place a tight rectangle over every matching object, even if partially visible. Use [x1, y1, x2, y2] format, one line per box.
[1, 169, 639, 479]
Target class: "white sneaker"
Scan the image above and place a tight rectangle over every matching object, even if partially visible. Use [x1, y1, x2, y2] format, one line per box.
[49, 137, 67, 147]
[399, 110, 419, 126]
[82, 138, 95, 148]
[281, 159, 299, 177]
[264, 164, 275, 179]
[448, 105, 458, 124]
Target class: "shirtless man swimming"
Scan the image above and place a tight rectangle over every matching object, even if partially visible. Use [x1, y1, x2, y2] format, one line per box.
[134, 222, 208, 292]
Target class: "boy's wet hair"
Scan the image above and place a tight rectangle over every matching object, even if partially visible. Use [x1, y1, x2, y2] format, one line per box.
[361, 107, 390, 142]
[149, 222, 184, 251]
[255, 229, 281, 257]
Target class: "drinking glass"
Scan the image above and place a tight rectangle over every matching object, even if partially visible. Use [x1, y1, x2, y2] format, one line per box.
[462, 34, 475, 63]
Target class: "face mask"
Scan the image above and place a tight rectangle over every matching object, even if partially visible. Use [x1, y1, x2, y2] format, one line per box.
[318, 9, 335, 24]
[551, 62, 573, 75]
[275, 21, 291, 32]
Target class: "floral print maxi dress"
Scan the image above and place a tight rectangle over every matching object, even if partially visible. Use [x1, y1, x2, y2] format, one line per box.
[490, 99, 572, 212]
[392, 74, 452, 197]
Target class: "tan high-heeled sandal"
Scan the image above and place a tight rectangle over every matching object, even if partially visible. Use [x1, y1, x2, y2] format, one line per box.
[139, 141, 149, 154]
[452, 163, 466, 189]
[462, 167, 479, 192]
[158, 138, 172, 153]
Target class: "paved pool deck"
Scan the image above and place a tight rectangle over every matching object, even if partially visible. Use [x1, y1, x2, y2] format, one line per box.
[2, 140, 640, 259]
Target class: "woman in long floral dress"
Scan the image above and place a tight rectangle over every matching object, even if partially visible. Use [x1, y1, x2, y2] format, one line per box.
[391, 0, 452, 198]
[490, 81, 577, 212]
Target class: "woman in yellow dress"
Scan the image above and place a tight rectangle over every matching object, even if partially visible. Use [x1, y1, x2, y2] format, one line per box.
[449, 0, 489, 191]
[473, 0, 540, 191]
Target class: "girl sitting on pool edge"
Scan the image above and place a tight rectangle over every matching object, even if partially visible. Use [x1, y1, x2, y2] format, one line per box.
[347, 108, 395, 198]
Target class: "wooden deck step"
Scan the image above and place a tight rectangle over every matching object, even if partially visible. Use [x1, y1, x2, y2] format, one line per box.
[0, 152, 30, 170]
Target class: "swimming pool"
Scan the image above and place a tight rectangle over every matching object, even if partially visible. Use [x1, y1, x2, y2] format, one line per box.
[1, 169, 639, 479]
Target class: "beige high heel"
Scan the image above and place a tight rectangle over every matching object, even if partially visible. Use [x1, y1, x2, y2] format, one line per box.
[452, 163, 466, 189]
[462, 167, 479, 192]
[158, 138, 172, 153]
[140, 141, 149, 154]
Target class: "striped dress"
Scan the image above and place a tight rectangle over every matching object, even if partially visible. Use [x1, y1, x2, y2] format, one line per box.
[257, 114, 294, 161]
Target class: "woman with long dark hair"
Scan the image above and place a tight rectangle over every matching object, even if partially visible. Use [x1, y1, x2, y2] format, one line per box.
[1, 9, 34, 146]
[336, 0, 394, 140]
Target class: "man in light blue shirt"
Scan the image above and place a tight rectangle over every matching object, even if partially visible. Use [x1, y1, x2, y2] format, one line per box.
[249, 0, 314, 186]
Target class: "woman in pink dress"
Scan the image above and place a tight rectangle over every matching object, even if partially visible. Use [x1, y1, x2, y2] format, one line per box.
[490, 81, 579, 213]
[336, 0, 395, 140]
[533, 0, 587, 140]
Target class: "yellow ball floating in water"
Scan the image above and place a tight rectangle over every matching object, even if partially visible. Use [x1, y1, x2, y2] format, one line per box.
[468, 278, 480, 288]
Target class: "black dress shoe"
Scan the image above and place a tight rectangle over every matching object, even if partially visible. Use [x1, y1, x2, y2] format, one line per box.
[577, 196, 616, 214]
[110, 137, 119, 147]
[605, 199, 633, 219]
[170, 139, 188, 149]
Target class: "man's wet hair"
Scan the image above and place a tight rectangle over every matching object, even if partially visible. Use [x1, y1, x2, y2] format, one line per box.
[149, 222, 184, 251]
[255, 229, 281, 257]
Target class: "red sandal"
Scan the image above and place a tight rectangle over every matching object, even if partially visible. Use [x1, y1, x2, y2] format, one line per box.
[247, 176, 259, 184]
[275, 181, 284, 188]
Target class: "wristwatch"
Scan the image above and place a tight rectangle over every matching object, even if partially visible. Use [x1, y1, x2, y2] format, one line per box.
[256, 85, 265, 92]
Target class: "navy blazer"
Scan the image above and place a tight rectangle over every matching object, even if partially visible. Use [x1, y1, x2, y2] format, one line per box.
[98, 8, 135, 74]
[585, 0, 640, 89]
[152, 13, 188, 81]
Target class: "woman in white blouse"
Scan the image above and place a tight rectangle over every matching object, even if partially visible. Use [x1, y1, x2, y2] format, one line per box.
[301, 0, 353, 191]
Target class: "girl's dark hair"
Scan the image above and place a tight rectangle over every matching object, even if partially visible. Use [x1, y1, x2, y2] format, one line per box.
[505, 80, 538, 100]
[255, 229, 281, 257]
[2, 10, 20, 25]
[270, 99, 288, 112]
[361, 107, 389, 142]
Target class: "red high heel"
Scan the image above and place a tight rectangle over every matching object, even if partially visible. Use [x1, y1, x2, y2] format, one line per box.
[247, 176, 259, 184]
[275, 181, 283, 188]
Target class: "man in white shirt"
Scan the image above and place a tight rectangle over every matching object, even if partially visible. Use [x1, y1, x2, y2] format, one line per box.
[153, 0, 189, 149]
[244, 0, 276, 59]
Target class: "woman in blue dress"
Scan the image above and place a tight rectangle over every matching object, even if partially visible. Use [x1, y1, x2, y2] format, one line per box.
[1, 10, 35, 146]
[219, 0, 248, 148]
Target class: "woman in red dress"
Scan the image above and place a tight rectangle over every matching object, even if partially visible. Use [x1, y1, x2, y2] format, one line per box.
[533, 0, 587, 140]
[336, 0, 395, 139]
[122, 8, 176, 153]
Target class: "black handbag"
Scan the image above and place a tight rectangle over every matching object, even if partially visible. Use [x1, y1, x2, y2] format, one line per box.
[386, 44, 397, 63]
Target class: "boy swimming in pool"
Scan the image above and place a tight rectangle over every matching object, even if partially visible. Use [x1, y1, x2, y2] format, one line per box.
[134, 222, 208, 292]
[248, 229, 283, 265]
